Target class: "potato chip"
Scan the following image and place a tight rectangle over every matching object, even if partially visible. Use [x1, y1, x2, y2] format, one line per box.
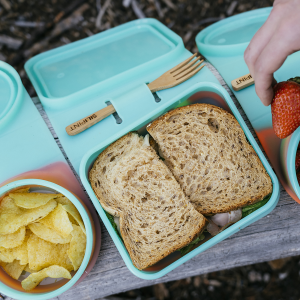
[0, 259, 26, 280]
[0, 197, 57, 235]
[14, 187, 30, 193]
[62, 204, 86, 235]
[67, 225, 86, 271]
[0, 230, 30, 265]
[39, 203, 73, 238]
[9, 192, 60, 209]
[67, 213, 77, 224]
[21, 265, 71, 291]
[24, 264, 37, 273]
[0, 226, 25, 248]
[27, 234, 73, 271]
[55, 195, 72, 206]
[55, 196, 86, 234]
[0, 196, 20, 214]
[28, 223, 71, 244]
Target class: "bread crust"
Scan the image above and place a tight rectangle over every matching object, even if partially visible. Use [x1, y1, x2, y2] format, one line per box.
[89, 132, 139, 216]
[147, 103, 272, 215]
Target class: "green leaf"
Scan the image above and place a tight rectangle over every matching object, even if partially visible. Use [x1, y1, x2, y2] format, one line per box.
[176, 99, 190, 108]
[288, 76, 300, 85]
[179, 234, 205, 256]
[105, 211, 123, 240]
[242, 194, 271, 218]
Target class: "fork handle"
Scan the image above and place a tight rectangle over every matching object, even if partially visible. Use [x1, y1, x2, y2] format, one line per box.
[231, 73, 254, 91]
[147, 81, 160, 93]
[66, 82, 159, 136]
[66, 105, 116, 136]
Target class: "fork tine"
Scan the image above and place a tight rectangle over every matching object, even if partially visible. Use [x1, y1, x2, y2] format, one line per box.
[172, 57, 202, 77]
[170, 53, 197, 73]
[175, 64, 205, 83]
[175, 60, 204, 80]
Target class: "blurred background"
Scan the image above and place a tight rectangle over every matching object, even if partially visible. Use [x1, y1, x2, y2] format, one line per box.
[0, 0, 274, 96]
[3, 0, 300, 300]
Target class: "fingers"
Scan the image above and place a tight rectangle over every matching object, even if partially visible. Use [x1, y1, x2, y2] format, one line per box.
[244, 7, 284, 78]
[251, 23, 296, 105]
[244, 0, 300, 105]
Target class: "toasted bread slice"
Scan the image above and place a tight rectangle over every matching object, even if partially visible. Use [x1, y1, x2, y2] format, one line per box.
[147, 104, 272, 215]
[89, 132, 207, 270]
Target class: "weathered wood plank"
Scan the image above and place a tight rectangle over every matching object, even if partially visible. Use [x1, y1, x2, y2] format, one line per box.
[3, 63, 298, 300]
[52, 201, 300, 300]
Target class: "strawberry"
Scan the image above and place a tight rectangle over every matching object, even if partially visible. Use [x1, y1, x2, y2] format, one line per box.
[271, 77, 300, 139]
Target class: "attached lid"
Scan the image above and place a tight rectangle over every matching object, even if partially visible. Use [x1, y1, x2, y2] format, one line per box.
[196, 7, 272, 56]
[25, 19, 184, 109]
[0, 62, 23, 129]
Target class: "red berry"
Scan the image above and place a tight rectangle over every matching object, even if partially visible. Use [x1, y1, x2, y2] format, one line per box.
[271, 81, 300, 139]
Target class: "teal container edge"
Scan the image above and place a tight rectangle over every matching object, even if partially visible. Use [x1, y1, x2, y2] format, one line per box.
[0, 61, 24, 131]
[287, 127, 300, 199]
[195, 7, 272, 57]
[79, 81, 280, 280]
[0, 179, 93, 300]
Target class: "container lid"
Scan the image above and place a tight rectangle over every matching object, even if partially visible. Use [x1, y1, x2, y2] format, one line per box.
[0, 62, 23, 130]
[196, 7, 272, 56]
[25, 18, 184, 109]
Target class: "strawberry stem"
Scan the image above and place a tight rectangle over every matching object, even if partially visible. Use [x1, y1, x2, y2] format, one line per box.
[288, 77, 300, 84]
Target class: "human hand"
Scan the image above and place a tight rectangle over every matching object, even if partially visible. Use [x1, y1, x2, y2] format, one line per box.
[244, 0, 300, 106]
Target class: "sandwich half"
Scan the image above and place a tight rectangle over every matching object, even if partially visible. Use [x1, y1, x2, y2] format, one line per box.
[147, 104, 272, 215]
[89, 132, 207, 270]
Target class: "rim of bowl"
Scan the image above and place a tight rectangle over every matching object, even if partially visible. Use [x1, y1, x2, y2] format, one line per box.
[287, 127, 300, 199]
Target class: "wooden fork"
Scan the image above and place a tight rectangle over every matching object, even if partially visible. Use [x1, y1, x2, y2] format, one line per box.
[66, 53, 205, 136]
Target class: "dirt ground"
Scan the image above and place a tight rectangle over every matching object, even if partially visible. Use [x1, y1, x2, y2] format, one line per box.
[3, 1, 300, 300]
[114, 256, 300, 300]
[0, 0, 274, 96]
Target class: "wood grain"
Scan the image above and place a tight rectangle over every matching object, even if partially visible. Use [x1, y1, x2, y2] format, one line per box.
[66, 104, 116, 136]
[147, 54, 204, 93]
[3, 63, 298, 300]
[231, 73, 254, 91]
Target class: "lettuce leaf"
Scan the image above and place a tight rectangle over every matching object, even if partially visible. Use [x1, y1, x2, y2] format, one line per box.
[179, 234, 205, 256]
[105, 211, 123, 240]
[242, 194, 271, 218]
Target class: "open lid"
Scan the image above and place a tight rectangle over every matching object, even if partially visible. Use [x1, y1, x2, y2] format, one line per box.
[0, 62, 24, 131]
[25, 18, 184, 110]
[196, 7, 272, 57]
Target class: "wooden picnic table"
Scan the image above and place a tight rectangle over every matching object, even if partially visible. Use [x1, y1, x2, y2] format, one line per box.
[4, 63, 300, 300]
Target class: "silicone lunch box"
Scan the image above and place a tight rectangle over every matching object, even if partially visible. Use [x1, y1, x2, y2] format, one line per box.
[80, 81, 279, 280]
[24, 18, 280, 280]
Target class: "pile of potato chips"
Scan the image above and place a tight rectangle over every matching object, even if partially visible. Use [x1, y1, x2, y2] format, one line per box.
[0, 187, 86, 291]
